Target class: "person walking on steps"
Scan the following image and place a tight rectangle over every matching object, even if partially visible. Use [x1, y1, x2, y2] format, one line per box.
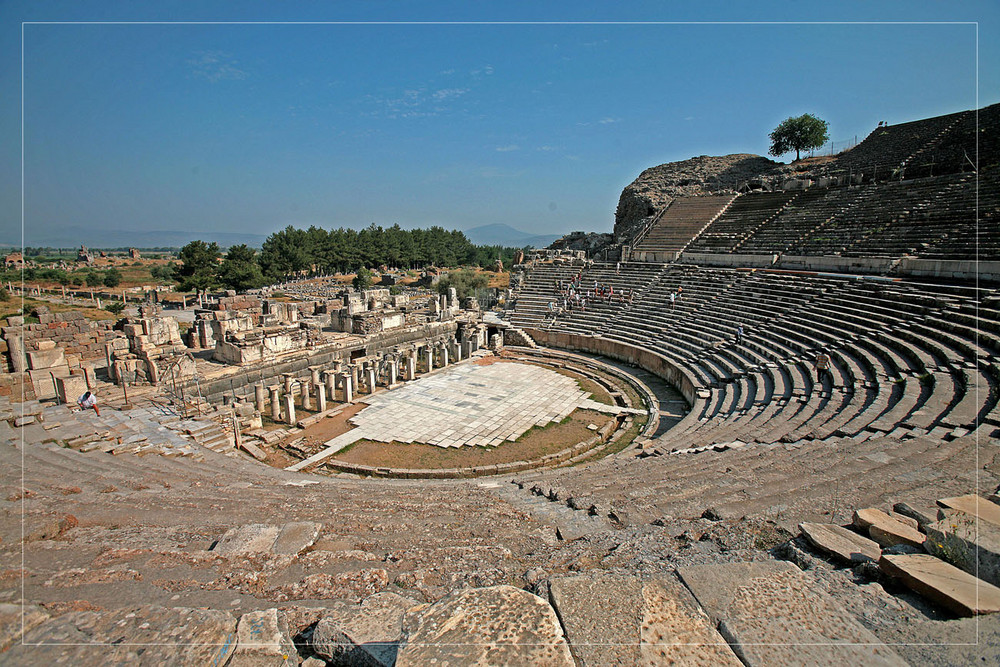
[77, 390, 100, 417]
[735, 324, 744, 345]
[814, 352, 831, 383]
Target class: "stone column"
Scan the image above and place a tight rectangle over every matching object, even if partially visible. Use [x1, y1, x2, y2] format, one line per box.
[282, 373, 295, 395]
[441, 346, 449, 367]
[366, 367, 377, 394]
[301, 380, 312, 411]
[284, 392, 296, 425]
[406, 355, 416, 381]
[9, 335, 27, 374]
[310, 366, 321, 387]
[315, 382, 327, 412]
[350, 365, 359, 392]
[325, 371, 337, 402]
[425, 347, 434, 373]
[269, 386, 281, 422]
[451, 339, 461, 362]
[340, 373, 353, 404]
[389, 360, 398, 385]
[254, 384, 266, 414]
[103, 341, 114, 377]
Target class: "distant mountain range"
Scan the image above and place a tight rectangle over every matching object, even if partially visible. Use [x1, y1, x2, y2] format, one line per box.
[6, 222, 558, 250]
[462, 223, 559, 248]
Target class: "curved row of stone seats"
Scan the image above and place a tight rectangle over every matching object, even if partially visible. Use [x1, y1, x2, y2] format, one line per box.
[793, 173, 977, 257]
[632, 195, 736, 255]
[736, 185, 874, 255]
[685, 190, 799, 254]
[913, 166, 1000, 260]
[546, 262, 664, 336]
[828, 109, 969, 180]
[508, 263, 580, 328]
[6, 429, 559, 610]
[903, 102, 1000, 177]
[517, 425, 987, 527]
[512, 265, 998, 460]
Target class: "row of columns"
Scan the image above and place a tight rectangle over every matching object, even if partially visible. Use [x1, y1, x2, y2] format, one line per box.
[246, 336, 473, 425]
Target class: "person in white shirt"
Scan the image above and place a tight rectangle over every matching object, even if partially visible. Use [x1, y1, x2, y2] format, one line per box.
[77, 391, 100, 417]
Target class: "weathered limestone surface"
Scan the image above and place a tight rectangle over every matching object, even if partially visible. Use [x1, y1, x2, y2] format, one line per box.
[800, 522, 882, 564]
[229, 608, 297, 666]
[678, 561, 906, 666]
[0, 603, 49, 652]
[212, 522, 321, 557]
[547, 572, 642, 665]
[880, 553, 1000, 616]
[546, 572, 740, 666]
[639, 576, 743, 666]
[5, 606, 237, 666]
[312, 592, 418, 666]
[395, 585, 574, 666]
[924, 510, 1000, 587]
[272, 521, 322, 556]
[938, 494, 1000, 528]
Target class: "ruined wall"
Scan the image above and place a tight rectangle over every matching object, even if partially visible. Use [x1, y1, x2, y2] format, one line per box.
[2, 310, 118, 372]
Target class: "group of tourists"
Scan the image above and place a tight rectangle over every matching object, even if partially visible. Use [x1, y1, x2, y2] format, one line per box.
[551, 272, 636, 315]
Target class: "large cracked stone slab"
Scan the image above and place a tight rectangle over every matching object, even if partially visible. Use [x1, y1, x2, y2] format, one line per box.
[272, 521, 322, 556]
[639, 577, 743, 666]
[312, 591, 419, 666]
[800, 522, 882, 564]
[547, 571, 643, 665]
[395, 585, 574, 666]
[212, 521, 321, 556]
[230, 608, 297, 666]
[853, 508, 925, 548]
[678, 561, 906, 666]
[880, 553, 1000, 616]
[4, 605, 237, 666]
[547, 572, 740, 666]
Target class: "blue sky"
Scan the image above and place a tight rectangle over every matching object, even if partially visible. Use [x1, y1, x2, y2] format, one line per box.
[2, 1, 998, 246]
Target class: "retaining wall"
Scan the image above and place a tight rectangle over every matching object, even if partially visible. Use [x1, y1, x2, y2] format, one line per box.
[524, 329, 699, 405]
[679, 252, 778, 268]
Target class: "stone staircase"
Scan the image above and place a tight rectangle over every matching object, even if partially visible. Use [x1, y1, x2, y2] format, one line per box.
[632, 195, 737, 259]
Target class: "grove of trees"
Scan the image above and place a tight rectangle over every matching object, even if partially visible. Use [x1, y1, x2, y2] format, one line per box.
[172, 224, 521, 293]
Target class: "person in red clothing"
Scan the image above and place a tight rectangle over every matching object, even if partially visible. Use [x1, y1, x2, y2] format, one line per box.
[77, 391, 101, 417]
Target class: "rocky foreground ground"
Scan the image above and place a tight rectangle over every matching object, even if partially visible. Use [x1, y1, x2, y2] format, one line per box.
[1, 422, 998, 665]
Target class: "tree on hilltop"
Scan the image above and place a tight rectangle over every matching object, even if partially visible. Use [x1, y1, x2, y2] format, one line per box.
[769, 114, 829, 161]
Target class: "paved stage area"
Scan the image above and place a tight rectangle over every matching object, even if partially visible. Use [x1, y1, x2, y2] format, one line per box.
[286, 361, 636, 471]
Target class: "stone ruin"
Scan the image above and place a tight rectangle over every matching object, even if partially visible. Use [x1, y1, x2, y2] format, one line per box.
[108, 305, 194, 386]
[330, 288, 406, 335]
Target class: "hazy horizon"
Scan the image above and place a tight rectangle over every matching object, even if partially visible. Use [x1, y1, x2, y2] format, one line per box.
[2, 1, 998, 249]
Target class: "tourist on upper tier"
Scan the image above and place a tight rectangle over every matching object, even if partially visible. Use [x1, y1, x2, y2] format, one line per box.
[736, 324, 744, 345]
[814, 353, 831, 382]
[670, 292, 676, 309]
[77, 391, 100, 417]
[616, 261, 621, 274]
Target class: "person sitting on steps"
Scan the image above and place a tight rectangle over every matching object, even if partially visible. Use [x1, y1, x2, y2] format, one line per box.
[77, 390, 101, 417]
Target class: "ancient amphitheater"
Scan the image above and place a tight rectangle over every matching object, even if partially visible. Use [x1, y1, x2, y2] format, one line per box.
[2, 104, 999, 665]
